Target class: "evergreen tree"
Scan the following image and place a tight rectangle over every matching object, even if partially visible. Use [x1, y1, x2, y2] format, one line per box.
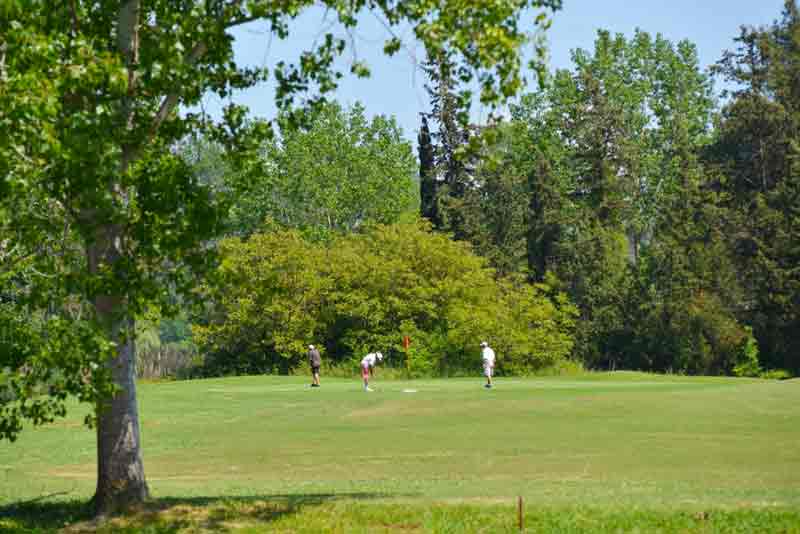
[420, 52, 473, 238]
[708, 0, 800, 373]
[418, 115, 439, 226]
[514, 30, 722, 370]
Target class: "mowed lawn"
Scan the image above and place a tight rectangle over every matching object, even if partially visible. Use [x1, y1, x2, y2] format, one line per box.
[1, 372, 799, 532]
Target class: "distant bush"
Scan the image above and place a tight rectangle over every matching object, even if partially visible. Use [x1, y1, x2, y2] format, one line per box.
[533, 359, 587, 376]
[614, 288, 760, 376]
[759, 369, 793, 380]
[136, 342, 200, 380]
[683, 293, 760, 376]
[194, 222, 578, 376]
[732, 328, 761, 377]
[136, 314, 200, 379]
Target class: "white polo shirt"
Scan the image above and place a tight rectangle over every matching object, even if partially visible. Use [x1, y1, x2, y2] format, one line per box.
[361, 353, 379, 368]
[481, 347, 496, 368]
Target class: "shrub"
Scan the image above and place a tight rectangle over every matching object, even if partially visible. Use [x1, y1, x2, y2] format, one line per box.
[136, 312, 200, 379]
[534, 359, 587, 376]
[732, 328, 761, 377]
[194, 222, 578, 376]
[621, 289, 758, 376]
[760, 368, 793, 380]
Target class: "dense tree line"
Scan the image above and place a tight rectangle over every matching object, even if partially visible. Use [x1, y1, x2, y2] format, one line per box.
[194, 0, 799, 380]
[421, 1, 799, 376]
[707, 1, 800, 374]
[134, 2, 799, 380]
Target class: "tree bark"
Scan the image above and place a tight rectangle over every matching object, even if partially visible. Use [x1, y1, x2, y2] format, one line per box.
[85, 1, 150, 517]
[92, 307, 149, 516]
[88, 224, 149, 517]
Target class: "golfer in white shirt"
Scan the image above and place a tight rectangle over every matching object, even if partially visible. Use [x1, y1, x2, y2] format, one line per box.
[480, 341, 495, 389]
[361, 351, 383, 391]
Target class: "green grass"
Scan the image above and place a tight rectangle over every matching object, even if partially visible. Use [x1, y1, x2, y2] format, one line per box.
[1, 372, 799, 532]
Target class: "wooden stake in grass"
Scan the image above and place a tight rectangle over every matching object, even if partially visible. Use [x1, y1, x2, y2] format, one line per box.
[518, 495, 524, 531]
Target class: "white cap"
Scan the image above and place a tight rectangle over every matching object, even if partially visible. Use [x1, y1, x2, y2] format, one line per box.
[480, 341, 488, 347]
[309, 344, 315, 349]
[376, 352, 383, 361]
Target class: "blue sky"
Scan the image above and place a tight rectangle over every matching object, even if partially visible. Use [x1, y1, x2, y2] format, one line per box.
[199, 0, 788, 140]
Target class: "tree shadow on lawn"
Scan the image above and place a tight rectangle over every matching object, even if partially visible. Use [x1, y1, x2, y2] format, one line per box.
[0, 491, 401, 532]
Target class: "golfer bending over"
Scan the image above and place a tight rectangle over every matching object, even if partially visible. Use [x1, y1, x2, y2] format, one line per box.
[361, 351, 383, 391]
[480, 341, 495, 389]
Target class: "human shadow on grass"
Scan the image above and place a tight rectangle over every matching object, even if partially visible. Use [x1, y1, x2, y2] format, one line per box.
[0, 491, 404, 532]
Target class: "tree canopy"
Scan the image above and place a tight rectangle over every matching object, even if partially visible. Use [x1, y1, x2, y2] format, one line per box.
[226, 102, 418, 239]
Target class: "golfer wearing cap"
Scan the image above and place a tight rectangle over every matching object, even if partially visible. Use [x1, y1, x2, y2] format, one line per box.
[308, 344, 322, 387]
[360, 351, 383, 391]
[480, 341, 495, 389]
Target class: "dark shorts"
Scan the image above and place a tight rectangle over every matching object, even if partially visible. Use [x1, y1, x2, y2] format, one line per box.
[311, 365, 320, 374]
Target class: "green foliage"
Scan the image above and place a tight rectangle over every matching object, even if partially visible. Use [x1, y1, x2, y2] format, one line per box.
[227, 102, 418, 239]
[419, 52, 475, 239]
[418, 115, 439, 226]
[0, 301, 115, 441]
[733, 328, 761, 377]
[508, 29, 738, 373]
[532, 358, 586, 376]
[671, 292, 757, 375]
[449, 122, 533, 277]
[427, 28, 717, 285]
[135, 310, 198, 379]
[194, 230, 323, 375]
[760, 368, 793, 380]
[707, 1, 800, 373]
[547, 29, 713, 241]
[617, 193, 752, 375]
[556, 229, 632, 368]
[403, 345, 437, 377]
[195, 223, 577, 376]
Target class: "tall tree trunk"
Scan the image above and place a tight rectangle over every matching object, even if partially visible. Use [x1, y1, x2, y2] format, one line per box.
[85, 1, 150, 516]
[88, 225, 149, 517]
[92, 303, 149, 515]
